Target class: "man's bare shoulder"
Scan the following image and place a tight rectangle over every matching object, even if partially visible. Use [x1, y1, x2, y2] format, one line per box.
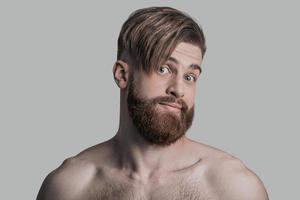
[37, 156, 98, 200]
[208, 157, 268, 199]
[190, 140, 269, 200]
[36, 140, 114, 200]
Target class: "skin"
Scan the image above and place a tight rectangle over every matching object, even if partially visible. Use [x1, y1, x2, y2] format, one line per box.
[37, 42, 269, 200]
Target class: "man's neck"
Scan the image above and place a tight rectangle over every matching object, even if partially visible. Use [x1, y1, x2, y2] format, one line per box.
[112, 126, 189, 182]
[111, 97, 198, 182]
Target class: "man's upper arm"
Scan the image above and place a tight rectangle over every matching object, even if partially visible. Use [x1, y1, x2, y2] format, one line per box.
[37, 169, 68, 200]
[210, 157, 269, 200]
[36, 157, 96, 200]
[225, 168, 269, 200]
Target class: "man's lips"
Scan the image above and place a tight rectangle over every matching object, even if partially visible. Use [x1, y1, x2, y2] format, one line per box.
[159, 102, 182, 110]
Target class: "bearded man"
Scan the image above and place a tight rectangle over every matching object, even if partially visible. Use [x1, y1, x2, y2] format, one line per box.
[37, 6, 268, 200]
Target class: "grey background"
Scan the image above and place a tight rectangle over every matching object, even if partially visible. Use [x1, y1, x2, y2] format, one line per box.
[0, 1, 299, 199]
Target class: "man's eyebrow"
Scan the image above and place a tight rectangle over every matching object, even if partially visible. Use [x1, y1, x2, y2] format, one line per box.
[167, 56, 202, 74]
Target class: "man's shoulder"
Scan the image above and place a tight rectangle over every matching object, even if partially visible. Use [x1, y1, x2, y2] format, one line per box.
[203, 149, 269, 199]
[37, 156, 98, 200]
[187, 140, 268, 199]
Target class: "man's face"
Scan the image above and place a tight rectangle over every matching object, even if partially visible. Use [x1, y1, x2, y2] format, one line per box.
[127, 42, 203, 146]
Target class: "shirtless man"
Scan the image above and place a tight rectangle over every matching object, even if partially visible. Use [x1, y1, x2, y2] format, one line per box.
[37, 7, 268, 200]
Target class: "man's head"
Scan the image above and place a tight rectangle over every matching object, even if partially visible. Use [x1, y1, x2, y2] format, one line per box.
[117, 6, 206, 73]
[113, 7, 206, 146]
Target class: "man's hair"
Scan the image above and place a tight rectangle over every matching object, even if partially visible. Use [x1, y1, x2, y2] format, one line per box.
[117, 6, 206, 73]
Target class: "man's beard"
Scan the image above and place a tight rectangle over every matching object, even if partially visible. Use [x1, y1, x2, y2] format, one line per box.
[127, 77, 194, 146]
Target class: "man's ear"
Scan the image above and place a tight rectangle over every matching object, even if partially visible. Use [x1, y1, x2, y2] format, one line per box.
[112, 60, 130, 89]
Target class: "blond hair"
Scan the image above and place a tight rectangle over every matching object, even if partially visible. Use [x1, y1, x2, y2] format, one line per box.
[117, 6, 206, 73]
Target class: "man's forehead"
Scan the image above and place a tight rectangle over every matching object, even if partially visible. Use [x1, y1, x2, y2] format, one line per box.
[167, 56, 202, 73]
[171, 42, 202, 62]
[166, 42, 203, 71]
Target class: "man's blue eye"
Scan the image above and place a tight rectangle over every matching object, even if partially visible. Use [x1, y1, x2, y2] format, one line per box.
[185, 75, 196, 82]
[158, 66, 170, 74]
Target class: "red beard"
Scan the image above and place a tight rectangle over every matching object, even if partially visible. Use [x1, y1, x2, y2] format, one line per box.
[127, 77, 194, 146]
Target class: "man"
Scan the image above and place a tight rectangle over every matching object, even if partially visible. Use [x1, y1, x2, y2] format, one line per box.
[37, 6, 268, 200]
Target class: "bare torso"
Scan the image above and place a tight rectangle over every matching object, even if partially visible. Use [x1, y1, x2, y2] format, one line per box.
[37, 138, 268, 200]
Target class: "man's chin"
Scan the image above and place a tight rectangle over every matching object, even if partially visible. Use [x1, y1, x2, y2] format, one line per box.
[135, 111, 186, 146]
[139, 131, 185, 146]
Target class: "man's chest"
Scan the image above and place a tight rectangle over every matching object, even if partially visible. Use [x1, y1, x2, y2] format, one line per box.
[86, 174, 217, 200]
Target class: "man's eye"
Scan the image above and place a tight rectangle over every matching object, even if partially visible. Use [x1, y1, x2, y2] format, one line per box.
[158, 66, 171, 75]
[185, 74, 196, 82]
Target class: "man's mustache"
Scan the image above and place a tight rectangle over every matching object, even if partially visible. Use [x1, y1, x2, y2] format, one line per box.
[151, 96, 188, 113]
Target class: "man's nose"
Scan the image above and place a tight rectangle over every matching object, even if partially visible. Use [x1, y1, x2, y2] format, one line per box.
[166, 77, 184, 98]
